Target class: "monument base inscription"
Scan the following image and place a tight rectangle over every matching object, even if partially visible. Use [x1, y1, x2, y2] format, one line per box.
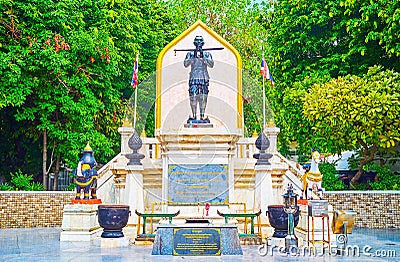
[173, 228, 221, 256]
[152, 224, 242, 256]
[168, 164, 229, 204]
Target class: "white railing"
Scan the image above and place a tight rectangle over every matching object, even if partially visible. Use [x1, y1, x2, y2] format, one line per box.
[139, 137, 161, 160]
[236, 137, 257, 159]
[139, 137, 259, 160]
[275, 152, 304, 180]
[108, 135, 304, 181]
[96, 153, 121, 190]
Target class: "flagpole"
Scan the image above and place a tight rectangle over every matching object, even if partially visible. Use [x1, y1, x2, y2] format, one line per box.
[262, 74, 266, 129]
[133, 53, 138, 129]
[133, 84, 138, 129]
[262, 55, 266, 129]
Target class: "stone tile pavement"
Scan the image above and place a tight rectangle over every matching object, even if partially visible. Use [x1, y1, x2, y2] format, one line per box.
[0, 227, 399, 261]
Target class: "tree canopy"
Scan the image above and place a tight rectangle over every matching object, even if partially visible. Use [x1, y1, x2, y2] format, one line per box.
[260, 0, 400, 160]
[303, 66, 400, 185]
[0, 0, 180, 188]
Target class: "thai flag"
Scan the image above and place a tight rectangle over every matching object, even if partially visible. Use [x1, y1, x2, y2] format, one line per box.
[260, 57, 275, 86]
[260, 57, 267, 77]
[131, 54, 139, 88]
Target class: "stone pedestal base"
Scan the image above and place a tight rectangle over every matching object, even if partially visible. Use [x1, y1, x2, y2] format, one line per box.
[92, 237, 131, 247]
[184, 118, 213, 128]
[152, 224, 242, 255]
[266, 237, 285, 248]
[184, 123, 214, 128]
[60, 204, 101, 242]
[60, 229, 102, 242]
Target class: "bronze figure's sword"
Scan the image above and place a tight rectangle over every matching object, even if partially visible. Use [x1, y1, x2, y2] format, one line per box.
[174, 47, 224, 56]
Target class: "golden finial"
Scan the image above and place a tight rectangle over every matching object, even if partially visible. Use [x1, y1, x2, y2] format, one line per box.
[252, 129, 258, 137]
[84, 142, 92, 151]
[122, 117, 131, 127]
[140, 129, 146, 138]
[265, 119, 276, 128]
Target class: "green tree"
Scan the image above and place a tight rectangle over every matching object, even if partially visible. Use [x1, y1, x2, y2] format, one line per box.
[320, 162, 346, 191]
[368, 164, 400, 190]
[303, 66, 400, 186]
[261, 0, 400, 84]
[0, 0, 180, 189]
[260, 0, 400, 156]
[280, 74, 331, 155]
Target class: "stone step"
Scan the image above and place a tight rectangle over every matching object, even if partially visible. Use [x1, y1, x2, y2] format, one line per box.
[134, 235, 155, 246]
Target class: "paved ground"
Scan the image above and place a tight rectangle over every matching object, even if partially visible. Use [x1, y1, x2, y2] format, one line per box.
[0, 227, 399, 261]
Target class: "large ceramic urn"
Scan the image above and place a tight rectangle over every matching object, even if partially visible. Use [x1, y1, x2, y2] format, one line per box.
[266, 205, 300, 238]
[98, 205, 130, 238]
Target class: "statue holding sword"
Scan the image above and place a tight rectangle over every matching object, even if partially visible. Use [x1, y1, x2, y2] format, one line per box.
[175, 36, 224, 124]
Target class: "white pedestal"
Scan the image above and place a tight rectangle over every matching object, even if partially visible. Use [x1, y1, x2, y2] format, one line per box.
[125, 165, 144, 225]
[92, 237, 131, 247]
[255, 165, 273, 224]
[60, 204, 101, 242]
[118, 126, 134, 154]
[263, 127, 280, 154]
[156, 130, 241, 217]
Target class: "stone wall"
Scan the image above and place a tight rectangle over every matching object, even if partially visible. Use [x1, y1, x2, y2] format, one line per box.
[0, 191, 399, 229]
[0, 191, 74, 228]
[324, 191, 400, 229]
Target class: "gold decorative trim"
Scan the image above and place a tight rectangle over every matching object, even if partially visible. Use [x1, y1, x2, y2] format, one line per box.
[306, 172, 323, 182]
[76, 176, 97, 187]
[155, 20, 242, 130]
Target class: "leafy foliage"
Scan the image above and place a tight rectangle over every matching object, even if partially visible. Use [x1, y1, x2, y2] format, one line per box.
[280, 74, 331, 156]
[260, 0, 400, 166]
[4, 170, 45, 191]
[320, 162, 346, 191]
[368, 164, 400, 190]
[0, 0, 180, 187]
[0, 182, 14, 191]
[10, 170, 33, 191]
[303, 66, 400, 185]
[65, 183, 76, 191]
[261, 0, 400, 83]
[305, 66, 400, 151]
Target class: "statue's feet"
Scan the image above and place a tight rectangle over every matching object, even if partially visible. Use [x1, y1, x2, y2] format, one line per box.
[91, 196, 97, 199]
[75, 197, 81, 200]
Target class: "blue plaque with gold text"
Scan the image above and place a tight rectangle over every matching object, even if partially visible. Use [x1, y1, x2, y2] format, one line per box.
[173, 228, 221, 256]
[168, 164, 228, 204]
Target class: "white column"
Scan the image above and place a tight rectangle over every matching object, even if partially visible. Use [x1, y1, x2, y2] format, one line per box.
[228, 153, 235, 204]
[111, 168, 127, 204]
[118, 126, 134, 154]
[254, 165, 273, 224]
[264, 127, 280, 153]
[125, 165, 144, 225]
[162, 155, 169, 213]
